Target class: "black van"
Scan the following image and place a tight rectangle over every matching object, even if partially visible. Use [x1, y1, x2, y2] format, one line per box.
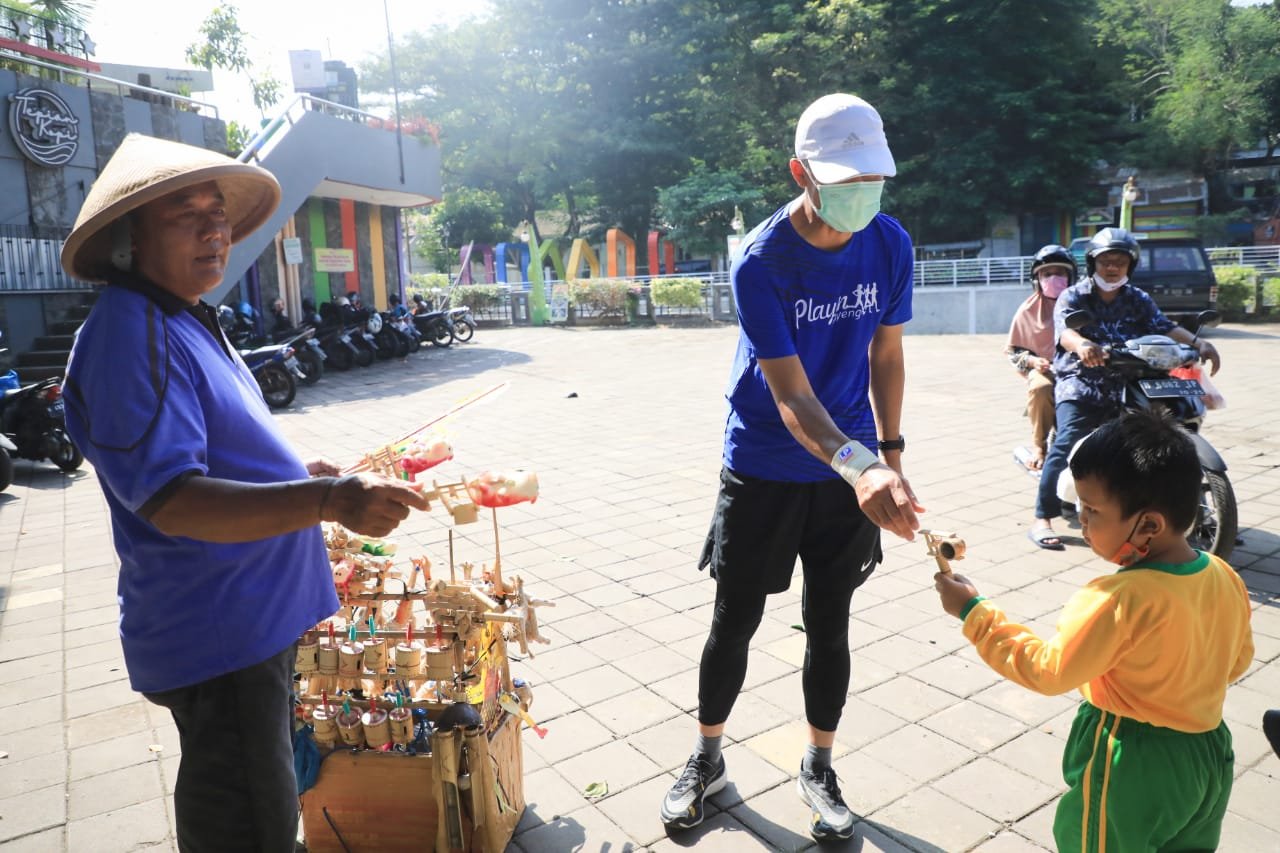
[1070, 236, 1217, 323]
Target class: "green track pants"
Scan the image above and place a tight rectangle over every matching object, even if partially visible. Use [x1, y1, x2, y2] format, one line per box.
[1054, 702, 1235, 853]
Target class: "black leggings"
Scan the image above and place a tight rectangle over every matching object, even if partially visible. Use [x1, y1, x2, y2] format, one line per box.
[698, 577, 858, 732]
[695, 468, 879, 733]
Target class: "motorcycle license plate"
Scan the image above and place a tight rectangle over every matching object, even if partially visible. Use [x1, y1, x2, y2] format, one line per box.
[48, 399, 64, 418]
[1139, 378, 1204, 398]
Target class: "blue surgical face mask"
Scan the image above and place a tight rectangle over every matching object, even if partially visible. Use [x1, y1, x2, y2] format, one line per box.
[806, 168, 885, 234]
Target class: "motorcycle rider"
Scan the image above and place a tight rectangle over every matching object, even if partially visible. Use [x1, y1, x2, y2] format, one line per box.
[1006, 245, 1076, 471]
[1029, 227, 1221, 550]
[336, 294, 360, 326]
[269, 297, 291, 335]
[388, 292, 410, 318]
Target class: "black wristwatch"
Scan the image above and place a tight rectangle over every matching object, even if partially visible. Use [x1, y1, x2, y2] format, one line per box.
[878, 436, 906, 453]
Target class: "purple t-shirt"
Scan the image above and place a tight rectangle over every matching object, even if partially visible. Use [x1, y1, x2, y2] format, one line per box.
[64, 281, 338, 693]
[723, 205, 914, 482]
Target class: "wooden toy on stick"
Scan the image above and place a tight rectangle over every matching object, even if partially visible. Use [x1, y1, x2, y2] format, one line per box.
[465, 469, 539, 596]
[921, 530, 966, 575]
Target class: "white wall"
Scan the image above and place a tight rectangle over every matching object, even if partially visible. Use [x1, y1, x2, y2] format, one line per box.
[907, 284, 1028, 335]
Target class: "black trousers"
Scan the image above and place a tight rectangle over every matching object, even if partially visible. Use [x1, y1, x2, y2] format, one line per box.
[144, 645, 298, 853]
[697, 468, 881, 732]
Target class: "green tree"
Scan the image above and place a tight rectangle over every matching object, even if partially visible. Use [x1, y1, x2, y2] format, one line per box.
[656, 165, 763, 257]
[416, 188, 510, 272]
[28, 0, 91, 27]
[844, 0, 1100, 244]
[185, 4, 281, 121]
[1097, 0, 1280, 169]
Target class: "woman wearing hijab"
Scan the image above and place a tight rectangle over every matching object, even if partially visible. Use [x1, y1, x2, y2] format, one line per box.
[1005, 244, 1076, 472]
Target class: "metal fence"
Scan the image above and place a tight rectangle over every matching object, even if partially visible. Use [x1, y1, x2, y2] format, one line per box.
[0, 225, 88, 293]
[1205, 245, 1280, 273]
[914, 245, 1280, 288]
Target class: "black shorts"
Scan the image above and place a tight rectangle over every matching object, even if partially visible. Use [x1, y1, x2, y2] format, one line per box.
[698, 466, 882, 596]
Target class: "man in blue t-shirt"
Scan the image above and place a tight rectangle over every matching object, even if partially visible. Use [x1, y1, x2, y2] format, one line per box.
[1028, 227, 1221, 550]
[60, 134, 429, 852]
[660, 94, 924, 842]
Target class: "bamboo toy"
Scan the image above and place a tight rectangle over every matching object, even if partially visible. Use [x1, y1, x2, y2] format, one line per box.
[341, 381, 509, 475]
[921, 530, 966, 575]
[434, 729, 466, 853]
[508, 575, 554, 658]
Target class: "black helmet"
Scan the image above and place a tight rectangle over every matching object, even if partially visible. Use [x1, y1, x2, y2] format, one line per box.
[1030, 244, 1077, 284]
[1085, 227, 1140, 276]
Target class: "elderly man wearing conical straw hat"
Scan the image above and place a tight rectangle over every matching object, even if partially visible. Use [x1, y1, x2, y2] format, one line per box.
[61, 134, 429, 852]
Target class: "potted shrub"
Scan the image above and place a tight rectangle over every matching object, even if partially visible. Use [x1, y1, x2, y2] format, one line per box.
[651, 277, 708, 324]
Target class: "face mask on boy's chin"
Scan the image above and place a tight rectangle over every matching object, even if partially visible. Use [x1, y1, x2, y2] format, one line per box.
[1092, 272, 1128, 292]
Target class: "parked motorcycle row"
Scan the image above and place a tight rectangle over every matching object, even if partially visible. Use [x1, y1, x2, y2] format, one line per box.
[0, 331, 83, 492]
[219, 295, 478, 410]
[0, 295, 477, 492]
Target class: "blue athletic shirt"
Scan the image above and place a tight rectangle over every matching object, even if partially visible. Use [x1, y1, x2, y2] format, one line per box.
[63, 279, 338, 693]
[724, 205, 914, 482]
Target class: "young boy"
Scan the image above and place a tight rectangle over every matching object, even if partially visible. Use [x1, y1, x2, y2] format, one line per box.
[935, 409, 1253, 852]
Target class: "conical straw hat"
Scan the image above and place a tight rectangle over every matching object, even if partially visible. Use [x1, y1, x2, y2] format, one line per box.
[61, 133, 281, 282]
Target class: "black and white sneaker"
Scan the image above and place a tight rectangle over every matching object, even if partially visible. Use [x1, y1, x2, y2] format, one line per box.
[659, 753, 727, 830]
[796, 765, 855, 841]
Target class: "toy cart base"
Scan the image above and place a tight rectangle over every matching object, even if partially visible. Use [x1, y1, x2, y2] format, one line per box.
[300, 713, 524, 852]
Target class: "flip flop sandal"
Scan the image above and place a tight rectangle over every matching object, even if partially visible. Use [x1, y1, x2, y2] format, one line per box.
[1027, 528, 1065, 551]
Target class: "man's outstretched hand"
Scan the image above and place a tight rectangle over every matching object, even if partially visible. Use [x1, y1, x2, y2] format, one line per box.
[855, 464, 924, 541]
[322, 474, 431, 537]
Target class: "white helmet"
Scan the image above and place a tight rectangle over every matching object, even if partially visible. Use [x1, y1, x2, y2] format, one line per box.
[335, 296, 350, 307]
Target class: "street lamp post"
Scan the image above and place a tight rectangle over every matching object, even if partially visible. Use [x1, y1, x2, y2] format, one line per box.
[1120, 177, 1139, 232]
[382, 0, 405, 185]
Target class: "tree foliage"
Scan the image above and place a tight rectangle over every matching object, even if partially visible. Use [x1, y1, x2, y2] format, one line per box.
[657, 165, 763, 257]
[358, 0, 1279, 250]
[185, 4, 282, 120]
[413, 188, 510, 272]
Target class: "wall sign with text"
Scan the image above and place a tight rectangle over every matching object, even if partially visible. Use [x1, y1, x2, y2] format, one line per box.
[7, 87, 80, 167]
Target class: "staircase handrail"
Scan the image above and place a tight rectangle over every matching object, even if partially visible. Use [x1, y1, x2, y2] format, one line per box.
[237, 94, 393, 165]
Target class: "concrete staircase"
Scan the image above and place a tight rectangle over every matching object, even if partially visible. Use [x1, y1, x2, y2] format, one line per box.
[13, 299, 93, 383]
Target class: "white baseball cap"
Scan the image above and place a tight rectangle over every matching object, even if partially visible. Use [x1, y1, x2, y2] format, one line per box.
[794, 93, 896, 184]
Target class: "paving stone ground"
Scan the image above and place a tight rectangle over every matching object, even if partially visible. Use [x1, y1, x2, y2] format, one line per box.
[1, 323, 1277, 852]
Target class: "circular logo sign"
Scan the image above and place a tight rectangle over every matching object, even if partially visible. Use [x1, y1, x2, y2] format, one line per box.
[8, 88, 80, 167]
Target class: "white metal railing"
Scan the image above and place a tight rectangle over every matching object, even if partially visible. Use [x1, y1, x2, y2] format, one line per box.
[0, 51, 219, 118]
[915, 245, 1280, 288]
[914, 256, 1031, 287]
[237, 94, 393, 164]
[1206, 245, 1280, 270]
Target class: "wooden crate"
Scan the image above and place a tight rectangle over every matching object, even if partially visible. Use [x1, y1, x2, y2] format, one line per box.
[301, 713, 524, 852]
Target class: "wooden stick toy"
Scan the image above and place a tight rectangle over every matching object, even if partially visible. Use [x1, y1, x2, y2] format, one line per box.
[921, 530, 966, 575]
[341, 382, 508, 474]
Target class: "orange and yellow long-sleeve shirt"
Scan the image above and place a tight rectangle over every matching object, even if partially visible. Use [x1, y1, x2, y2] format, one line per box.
[962, 551, 1253, 733]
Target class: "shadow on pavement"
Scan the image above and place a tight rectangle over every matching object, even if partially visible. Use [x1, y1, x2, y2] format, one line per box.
[271, 344, 533, 415]
[2, 462, 87, 492]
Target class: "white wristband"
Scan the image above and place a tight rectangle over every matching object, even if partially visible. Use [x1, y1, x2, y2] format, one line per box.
[831, 439, 879, 487]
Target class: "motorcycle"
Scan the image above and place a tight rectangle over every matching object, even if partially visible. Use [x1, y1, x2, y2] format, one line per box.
[1057, 309, 1237, 559]
[0, 373, 84, 484]
[273, 327, 325, 385]
[412, 309, 455, 348]
[240, 342, 305, 409]
[445, 306, 476, 343]
[374, 311, 416, 358]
